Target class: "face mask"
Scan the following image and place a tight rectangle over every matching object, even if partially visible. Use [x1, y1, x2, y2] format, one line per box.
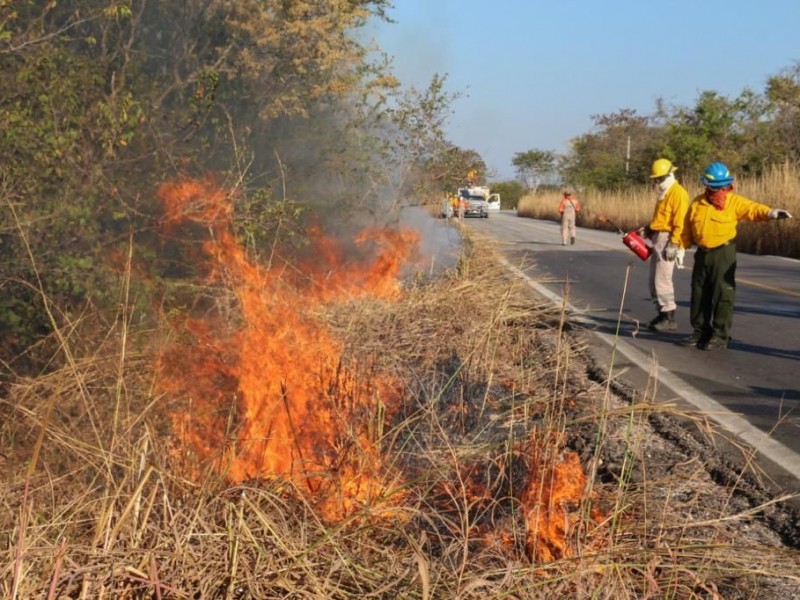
[704, 185, 732, 210]
[657, 173, 675, 193]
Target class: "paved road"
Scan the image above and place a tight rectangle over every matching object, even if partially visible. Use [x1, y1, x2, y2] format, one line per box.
[463, 211, 800, 487]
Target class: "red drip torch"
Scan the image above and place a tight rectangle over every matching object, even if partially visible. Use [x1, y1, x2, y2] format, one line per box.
[598, 215, 652, 261]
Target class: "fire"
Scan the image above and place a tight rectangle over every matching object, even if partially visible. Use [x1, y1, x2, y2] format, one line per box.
[520, 435, 603, 563]
[155, 177, 417, 519]
[431, 435, 604, 563]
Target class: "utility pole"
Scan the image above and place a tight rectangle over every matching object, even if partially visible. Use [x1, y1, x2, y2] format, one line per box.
[625, 135, 631, 177]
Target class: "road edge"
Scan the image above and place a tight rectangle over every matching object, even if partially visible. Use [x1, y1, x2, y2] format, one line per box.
[497, 254, 800, 502]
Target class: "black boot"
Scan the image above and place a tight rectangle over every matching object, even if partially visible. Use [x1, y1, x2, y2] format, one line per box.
[681, 329, 710, 347]
[702, 336, 728, 351]
[570, 236, 575, 245]
[648, 310, 676, 332]
[647, 312, 664, 330]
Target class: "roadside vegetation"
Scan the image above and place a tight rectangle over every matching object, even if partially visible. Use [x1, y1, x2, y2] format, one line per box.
[509, 62, 800, 258]
[517, 162, 800, 258]
[512, 69, 800, 195]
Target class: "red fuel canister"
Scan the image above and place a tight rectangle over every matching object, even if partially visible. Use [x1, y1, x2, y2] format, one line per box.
[622, 230, 652, 261]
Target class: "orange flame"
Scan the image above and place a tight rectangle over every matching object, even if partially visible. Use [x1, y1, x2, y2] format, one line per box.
[520, 436, 603, 563]
[522, 451, 586, 562]
[155, 177, 417, 519]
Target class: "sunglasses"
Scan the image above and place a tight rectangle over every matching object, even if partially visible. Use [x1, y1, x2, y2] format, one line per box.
[652, 175, 669, 184]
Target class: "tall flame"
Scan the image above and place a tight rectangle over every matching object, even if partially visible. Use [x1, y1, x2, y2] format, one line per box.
[155, 177, 417, 519]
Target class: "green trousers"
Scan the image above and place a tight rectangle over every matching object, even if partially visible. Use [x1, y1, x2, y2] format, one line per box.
[690, 242, 736, 341]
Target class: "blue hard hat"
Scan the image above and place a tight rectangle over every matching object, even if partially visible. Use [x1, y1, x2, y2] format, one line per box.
[700, 162, 734, 188]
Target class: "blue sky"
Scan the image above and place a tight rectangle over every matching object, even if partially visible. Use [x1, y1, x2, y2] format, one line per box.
[369, 1, 800, 180]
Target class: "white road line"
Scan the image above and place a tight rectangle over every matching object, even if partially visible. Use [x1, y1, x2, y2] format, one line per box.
[498, 255, 800, 480]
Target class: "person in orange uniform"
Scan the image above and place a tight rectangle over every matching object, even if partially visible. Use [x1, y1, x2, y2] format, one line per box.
[679, 162, 793, 350]
[645, 159, 690, 332]
[557, 188, 581, 245]
[457, 193, 467, 222]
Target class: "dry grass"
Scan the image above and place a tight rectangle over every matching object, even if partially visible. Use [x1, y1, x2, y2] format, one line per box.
[518, 163, 800, 258]
[1, 231, 799, 598]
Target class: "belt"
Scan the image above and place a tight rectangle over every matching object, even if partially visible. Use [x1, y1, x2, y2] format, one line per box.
[698, 239, 735, 251]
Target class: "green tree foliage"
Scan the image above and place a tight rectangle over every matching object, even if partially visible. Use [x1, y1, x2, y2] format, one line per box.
[561, 109, 658, 190]
[0, 0, 398, 368]
[659, 89, 777, 180]
[548, 71, 800, 191]
[661, 91, 739, 175]
[489, 180, 526, 209]
[426, 144, 487, 192]
[383, 74, 481, 204]
[511, 149, 557, 191]
[765, 62, 800, 164]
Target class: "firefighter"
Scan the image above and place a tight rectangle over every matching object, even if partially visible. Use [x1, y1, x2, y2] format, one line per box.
[449, 194, 459, 219]
[557, 188, 581, 245]
[644, 158, 690, 332]
[679, 162, 793, 350]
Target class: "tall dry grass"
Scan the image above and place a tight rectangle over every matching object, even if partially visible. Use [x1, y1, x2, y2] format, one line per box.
[518, 163, 800, 258]
[1, 230, 799, 598]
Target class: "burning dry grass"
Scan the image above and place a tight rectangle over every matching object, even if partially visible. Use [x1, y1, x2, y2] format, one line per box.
[2, 205, 800, 597]
[518, 162, 800, 258]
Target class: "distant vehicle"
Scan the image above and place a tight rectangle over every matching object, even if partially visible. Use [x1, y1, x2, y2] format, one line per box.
[458, 186, 495, 218]
[466, 186, 501, 211]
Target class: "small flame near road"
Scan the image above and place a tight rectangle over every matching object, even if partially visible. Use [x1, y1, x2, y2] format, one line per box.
[520, 433, 605, 562]
[155, 177, 416, 519]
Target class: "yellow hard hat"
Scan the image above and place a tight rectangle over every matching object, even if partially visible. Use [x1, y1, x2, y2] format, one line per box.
[650, 158, 677, 178]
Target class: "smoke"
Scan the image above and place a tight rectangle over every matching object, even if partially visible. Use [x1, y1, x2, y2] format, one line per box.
[398, 206, 461, 275]
[242, 90, 453, 277]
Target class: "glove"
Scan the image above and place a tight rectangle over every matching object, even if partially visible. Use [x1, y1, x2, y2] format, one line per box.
[768, 209, 793, 220]
[675, 247, 686, 270]
[663, 242, 679, 261]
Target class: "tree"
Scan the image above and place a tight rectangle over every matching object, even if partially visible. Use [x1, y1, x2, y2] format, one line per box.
[382, 73, 467, 207]
[489, 180, 526, 209]
[0, 0, 397, 368]
[512, 149, 557, 192]
[765, 62, 800, 164]
[560, 109, 658, 190]
[660, 89, 774, 178]
[661, 91, 736, 173]
[552, 63, 798, 195]
[426, 145, 487, 192]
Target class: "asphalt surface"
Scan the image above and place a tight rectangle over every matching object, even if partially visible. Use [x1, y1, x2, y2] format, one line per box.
[461, 210, 800, 488]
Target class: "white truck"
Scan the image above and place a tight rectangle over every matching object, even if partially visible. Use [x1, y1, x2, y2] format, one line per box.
[457, 186, 501, 217]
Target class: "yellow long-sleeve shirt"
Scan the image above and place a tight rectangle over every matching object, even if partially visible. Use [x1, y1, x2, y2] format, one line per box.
[649, 181, 689, 246]
[681, 192, 772, 250]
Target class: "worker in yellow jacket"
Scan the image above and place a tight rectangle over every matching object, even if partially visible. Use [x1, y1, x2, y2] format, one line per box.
[645, 159, 690, 332]
[679, 162, 793, 350]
